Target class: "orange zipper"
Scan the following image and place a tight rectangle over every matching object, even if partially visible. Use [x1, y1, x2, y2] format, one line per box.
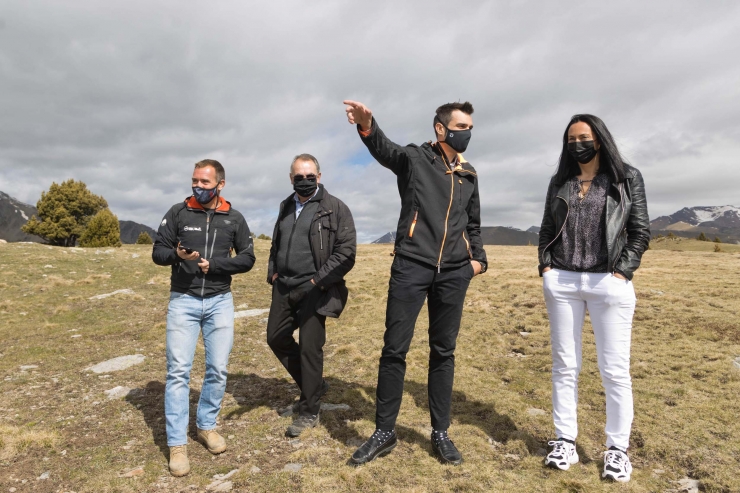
[409, 210, 418, 238]
[462, 231, 472, 259]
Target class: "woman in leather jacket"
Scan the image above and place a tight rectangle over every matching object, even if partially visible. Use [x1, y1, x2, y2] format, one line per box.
[538, 114, 650, 483]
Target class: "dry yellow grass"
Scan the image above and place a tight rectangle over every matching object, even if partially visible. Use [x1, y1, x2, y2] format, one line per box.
[0, 425, 59, 462]
[0, 240, 739, 492]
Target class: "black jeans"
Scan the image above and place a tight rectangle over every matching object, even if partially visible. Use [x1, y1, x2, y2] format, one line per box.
[376, 254, 474, 431]
[266, 280, 327, 416]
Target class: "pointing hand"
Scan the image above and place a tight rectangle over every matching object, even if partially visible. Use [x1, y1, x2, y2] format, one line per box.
[343, 100, 373, 131]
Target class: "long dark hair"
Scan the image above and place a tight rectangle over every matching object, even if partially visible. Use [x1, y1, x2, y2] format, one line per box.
[553, 114, 627, 184]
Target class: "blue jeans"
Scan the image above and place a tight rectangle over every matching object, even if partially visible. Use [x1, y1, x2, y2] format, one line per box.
[165, 291, 234, 446]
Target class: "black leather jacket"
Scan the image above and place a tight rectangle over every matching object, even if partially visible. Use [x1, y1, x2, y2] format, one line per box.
[538, 165, 650, 280]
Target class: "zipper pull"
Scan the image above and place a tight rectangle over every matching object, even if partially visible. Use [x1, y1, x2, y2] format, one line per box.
[437, 263, 441, 273]
[319, 222, 323, 250]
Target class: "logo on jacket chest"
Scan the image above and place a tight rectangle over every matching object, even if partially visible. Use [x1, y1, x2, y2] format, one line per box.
[183, 226, 202, 232]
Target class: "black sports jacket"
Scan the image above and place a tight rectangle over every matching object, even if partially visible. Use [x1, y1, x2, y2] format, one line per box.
[358, 118, 487, 272]
[538, 165, 650, 280]
[153, 196, 256, 297]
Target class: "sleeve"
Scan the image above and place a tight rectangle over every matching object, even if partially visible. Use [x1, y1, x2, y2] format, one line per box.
[358, 117, 410, 176]
[152, 205, 180, 266]
[615, 170, 651, 280]
[266, 203, 282, 284]
[312, 201, 357, 288]
[465, 178, 488, 273]
[537, 180, 557, 276]
[208, 214, 256, 275]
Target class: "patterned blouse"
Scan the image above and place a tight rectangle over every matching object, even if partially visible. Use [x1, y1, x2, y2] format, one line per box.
[551, 173, 610, 273]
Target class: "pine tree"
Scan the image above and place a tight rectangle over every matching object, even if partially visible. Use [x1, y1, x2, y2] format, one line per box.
[136, 231, 153, 244]
[697, 232, 708, 242]
[79, 208, 122, 247]
[713, 236, 722, 243]
[21, 180, 107, 246]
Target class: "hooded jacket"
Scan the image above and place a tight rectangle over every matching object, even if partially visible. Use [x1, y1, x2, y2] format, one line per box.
[538, 165, 650, 280]
[358, 118, 487, 272]
[153, 196, 255, 297]
[267, 185, 356, 318]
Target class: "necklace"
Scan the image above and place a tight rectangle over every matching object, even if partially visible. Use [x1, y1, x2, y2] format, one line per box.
[577, 178, 594, 200]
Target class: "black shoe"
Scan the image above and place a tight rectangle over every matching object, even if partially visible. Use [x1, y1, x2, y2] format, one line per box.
[431, 430, 463, 465]
[349, 430, 397, 466]
[285, 413, 320, 437]
[291, 380, 330, 413]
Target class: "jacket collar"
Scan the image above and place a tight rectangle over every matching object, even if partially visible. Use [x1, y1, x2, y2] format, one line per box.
[424, 141, 473, 170]
[185, 196, 231, 213]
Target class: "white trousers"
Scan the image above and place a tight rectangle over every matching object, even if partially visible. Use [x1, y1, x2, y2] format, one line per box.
[543, 269, 636, 450]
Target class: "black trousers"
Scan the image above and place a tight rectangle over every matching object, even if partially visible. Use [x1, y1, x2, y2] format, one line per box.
[266, 280, 327, 416]
[376, 254, 474, 431]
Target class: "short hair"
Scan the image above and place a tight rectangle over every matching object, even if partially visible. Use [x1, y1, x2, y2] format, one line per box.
[435, 101, 474, 127]
[290, 153, 321, 175]
[194, 159, 225, 182]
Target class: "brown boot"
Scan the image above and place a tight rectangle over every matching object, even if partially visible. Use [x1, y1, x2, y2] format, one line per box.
[168, 445, 190, 477]
[197, 428, 227, 454]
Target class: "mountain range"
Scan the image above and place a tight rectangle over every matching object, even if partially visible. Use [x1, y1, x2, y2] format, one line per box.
[0, 191, 156, 244]
[371, 206, 740, 245]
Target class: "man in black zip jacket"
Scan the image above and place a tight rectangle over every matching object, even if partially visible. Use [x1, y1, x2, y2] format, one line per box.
[266, 153, 356, 438]
[343, 100, 488, 466]
[152, 159, 255, 477]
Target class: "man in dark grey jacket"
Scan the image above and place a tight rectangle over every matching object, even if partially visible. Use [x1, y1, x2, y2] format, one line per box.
[266, 153, 356, 437]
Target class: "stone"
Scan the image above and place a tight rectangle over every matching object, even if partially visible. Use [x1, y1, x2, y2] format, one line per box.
[19, 365, 38, 371]
[89, 289, 135, 300]
[504, 454, 521, 460]
[213, 469, 239, 481]
[131, 254, 140, 258]
[519, 331, 530, 337]
[733, 357, 740, 370]
[105, 386, 133, 400]
[282, 463, 302, 473]
[71, 334, 82, 338]
[206, 480, 233, 491]
[535, 448, 547, 457]
[527, 408, 547, 416]
[234, 308, 270, 319]
[119, 466, 144, 478]
[87, 354, 145, 373]
[236, 304, 249, 310]
[321, 403, 350, 411]
[250, 466, 261, 473]
[37, 471, 50, 480]
[44, 265, 53, 269]
[672, 477, 700, 493]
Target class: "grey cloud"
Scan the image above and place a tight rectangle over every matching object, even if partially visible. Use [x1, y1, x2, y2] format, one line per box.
[1, 1, 739, 242]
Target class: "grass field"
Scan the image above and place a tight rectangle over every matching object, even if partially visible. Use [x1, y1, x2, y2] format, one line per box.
[0, 238, 739, 492]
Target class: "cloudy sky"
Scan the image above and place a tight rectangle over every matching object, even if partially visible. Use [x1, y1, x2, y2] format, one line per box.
[1, 1, 738, 242]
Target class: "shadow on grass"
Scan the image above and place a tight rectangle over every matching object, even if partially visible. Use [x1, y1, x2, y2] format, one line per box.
[125, 381, 204, 460]
[220, 371, 539, 460]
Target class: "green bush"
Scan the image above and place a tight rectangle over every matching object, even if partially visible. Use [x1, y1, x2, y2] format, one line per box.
[257, 234, 271, 241]
[136, 231, 153, 244]
[697, 232, 708, 242]
[21, 179, 107, 247]
[79, 208, 121, 248]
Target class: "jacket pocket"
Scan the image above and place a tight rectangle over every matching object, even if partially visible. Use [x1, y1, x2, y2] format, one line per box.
[408, 208, 419, 238]
[316, 280, 348, 319]
[462, 231, 472, 259]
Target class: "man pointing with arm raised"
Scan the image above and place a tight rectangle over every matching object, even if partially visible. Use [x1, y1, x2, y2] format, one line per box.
[343, 100, 487, 466]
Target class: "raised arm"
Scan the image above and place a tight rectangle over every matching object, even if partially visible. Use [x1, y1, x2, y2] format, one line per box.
[344, 100, 409, 176]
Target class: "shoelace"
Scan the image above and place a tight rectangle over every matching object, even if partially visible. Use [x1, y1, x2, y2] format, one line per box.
[604, 449, 627, 468]
[432, 430, 451, 445]
[370, 429, 394, 444]
[547, 440, 567, 456]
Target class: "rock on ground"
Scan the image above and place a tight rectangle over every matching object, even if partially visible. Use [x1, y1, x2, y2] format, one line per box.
[105, 386, 133, 399]
[669, 477, 700, 493]
[87, 354, 145, 373]
[282, 463, 302, 473]
[119, 466, 144, 478]
[234, 308, 270, 319]
[206, 480, 233, 491]
[733, 357, 740, 370]
[527, 408, 547, 416]
[213, 469, 239, 481]
[19, 365, 38, 371]
[89, 289, 135, 300]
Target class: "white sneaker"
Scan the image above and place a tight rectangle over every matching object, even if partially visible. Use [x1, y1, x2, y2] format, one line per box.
[545, 439, 579, 470]
[602, 448, 632, 482]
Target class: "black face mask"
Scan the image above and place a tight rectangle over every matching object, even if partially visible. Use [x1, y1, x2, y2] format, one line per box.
[437, 117, 471, 153]
[568, 140, 598, 164]
[293, 177, 318, 198]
